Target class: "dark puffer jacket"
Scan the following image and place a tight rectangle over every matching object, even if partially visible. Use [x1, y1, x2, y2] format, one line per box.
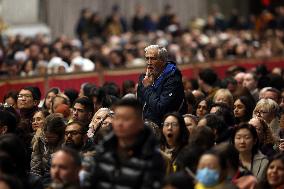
[89, 127, 165, 189]
[137, 61, 187, 126]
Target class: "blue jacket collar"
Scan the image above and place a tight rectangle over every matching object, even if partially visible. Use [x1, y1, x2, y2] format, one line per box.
[152, 61, 176, 90]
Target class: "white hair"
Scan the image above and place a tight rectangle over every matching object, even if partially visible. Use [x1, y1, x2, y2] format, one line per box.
[259, 87, 272, 99]
[254, 98, 279, 116]
[144, 45, 168, 62]
[95, 108, 111, 115]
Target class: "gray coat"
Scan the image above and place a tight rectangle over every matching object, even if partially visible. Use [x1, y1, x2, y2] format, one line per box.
[252, 151, 269, 181]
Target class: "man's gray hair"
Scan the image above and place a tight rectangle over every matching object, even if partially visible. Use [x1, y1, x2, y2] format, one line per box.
[144, 45, 168, 62]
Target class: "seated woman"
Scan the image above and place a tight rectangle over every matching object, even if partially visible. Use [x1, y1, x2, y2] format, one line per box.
[257, 153, 284, 189]
[232, 123, 269, 181]
[212, 89, 234, 109]
[183, 114, 198, 134]
[249, 117, 276, 157]
[42, 88, 60, 113]
[32, 109, 50, 133]
[253, 98, 280, 139]
[234, 96, 255, 124]
[87, 108, 113, 139]
[195, 99, 211, 119]
[30, 113, 66, 186]
[31, 109, 50, 148]
[195, 149, 238, 189]
[213, 142, 257, 189]
[160, 112, 189, 174]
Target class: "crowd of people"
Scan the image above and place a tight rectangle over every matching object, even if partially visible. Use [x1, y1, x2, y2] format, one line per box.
[0, 44, 284, 189]
[1, 4, 284, 78]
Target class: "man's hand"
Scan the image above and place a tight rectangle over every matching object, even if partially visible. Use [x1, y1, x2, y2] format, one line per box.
[143, 72, 154, 87]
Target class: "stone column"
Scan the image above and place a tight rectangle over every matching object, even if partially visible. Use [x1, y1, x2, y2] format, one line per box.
[0, 0, 39, 24]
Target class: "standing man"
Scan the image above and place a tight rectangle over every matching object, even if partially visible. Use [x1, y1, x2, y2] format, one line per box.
[89, 98, 165, 189]
[137, 45, 186, 126]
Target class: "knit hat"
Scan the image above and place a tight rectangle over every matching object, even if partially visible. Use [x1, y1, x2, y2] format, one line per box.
[54, 104, 70, 118]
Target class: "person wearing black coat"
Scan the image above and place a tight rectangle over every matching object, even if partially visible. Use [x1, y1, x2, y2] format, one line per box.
[137, 45, 187, 126]
[88, 98, 166, 189]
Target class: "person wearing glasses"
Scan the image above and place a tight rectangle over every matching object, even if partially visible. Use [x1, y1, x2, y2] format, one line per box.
[17, 86, 41, 132]
[3, 90, 18, 109]
[253, 98, 280, 139]
[89, 98, 165, 189]
[63, 121, 90, 153]
[137, 45, 187, 126]
[63, 119, 99, 188]
[160, 112, 189, 174]
[17, 86, 42, 173]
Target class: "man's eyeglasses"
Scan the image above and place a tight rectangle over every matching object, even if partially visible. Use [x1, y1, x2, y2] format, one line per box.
[0, 103, 12, 108]
[65, 130, 83, 136]
[18, 94, 33, 99]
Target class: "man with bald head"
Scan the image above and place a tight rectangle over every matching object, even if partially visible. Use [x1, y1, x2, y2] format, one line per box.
[137, 45, 187, 126]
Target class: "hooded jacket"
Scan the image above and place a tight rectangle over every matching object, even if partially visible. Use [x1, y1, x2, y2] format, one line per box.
[251, 151, 268, 181]
[89, 126, 165, 189]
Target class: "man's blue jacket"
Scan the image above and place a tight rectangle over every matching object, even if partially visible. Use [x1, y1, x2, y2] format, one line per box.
[137, 61, 187, 126]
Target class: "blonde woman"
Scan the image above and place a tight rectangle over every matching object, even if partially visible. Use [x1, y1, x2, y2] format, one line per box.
[87, 108, 113, 138]
[213, 89, 234, 108]
[253, 98, 279, 139]
[249, 117, 276, 157]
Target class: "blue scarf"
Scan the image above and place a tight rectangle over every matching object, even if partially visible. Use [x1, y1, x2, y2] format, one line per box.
[152, 63, 176, 90]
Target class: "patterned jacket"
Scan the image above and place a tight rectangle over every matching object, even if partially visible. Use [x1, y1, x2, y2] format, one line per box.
[89, 126, 166, 189]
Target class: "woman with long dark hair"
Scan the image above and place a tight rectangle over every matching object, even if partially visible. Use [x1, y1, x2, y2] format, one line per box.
[234, 96, 255, 124]
[30, 113, 66, 186]
[249, 117, 276, 157]
[160, 112, 189, 174]
[232, 123, 269, 181]
[195, 99, 211, 119]
[42, 88, 60, 113]
[257, 153, 284, 189]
